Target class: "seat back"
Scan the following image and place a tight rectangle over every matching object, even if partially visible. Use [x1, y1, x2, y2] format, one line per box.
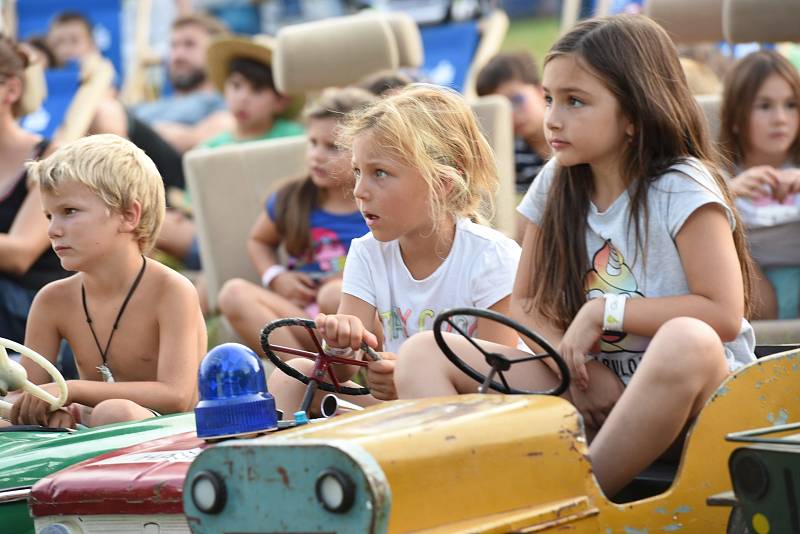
[695, 93, 722, 142]
[723, 0, 800, 43]
[470, 95, 515, 236]
[273, 14, 401, 94]
[645, 0, 725, 43]
[184, 137, 308, 312]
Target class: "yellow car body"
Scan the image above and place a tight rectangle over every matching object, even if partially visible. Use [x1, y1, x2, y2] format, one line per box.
[184, 348, 800, 533]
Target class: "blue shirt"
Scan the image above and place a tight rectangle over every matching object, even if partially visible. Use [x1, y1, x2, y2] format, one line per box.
[131, 91, 226, 125]
[266, 192, 368, 276]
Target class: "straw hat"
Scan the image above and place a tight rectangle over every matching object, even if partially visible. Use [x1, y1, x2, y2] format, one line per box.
[207, 34, 305, 119]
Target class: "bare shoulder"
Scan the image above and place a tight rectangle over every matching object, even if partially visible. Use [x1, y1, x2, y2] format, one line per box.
[31, 274, 80, 310]
[147, 260, 200, 308]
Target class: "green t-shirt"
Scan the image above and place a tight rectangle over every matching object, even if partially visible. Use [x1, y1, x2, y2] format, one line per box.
[202, 119, 305, 148]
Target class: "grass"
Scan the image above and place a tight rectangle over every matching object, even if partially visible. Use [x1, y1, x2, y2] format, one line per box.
[501, 16, 560, 63]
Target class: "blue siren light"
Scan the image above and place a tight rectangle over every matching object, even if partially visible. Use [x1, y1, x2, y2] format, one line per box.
[195, 343, 278, 439]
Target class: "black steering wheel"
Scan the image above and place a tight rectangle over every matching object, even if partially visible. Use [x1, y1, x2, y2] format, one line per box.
[260, 317, 381, 397]
[433, 307, 570, 396]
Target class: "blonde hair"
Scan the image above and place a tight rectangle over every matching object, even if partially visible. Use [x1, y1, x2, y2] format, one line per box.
[340, 84, 497, 231]
[28, 134, 165, 253]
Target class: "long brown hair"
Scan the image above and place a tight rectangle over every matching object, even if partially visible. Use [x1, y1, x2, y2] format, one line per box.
[530, 15, 753, 329]
[720, 50, 800, 169]
[0, 35, 30, 118]
[274, 87, 375, 256]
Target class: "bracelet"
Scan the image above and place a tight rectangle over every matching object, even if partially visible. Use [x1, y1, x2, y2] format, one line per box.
[261, 265, 287, 289]
[603, 293, 628, 332]
[321, 339, 354, 357]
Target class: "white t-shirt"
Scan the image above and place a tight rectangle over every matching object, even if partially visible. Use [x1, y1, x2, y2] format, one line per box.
[342, 218, 521, 353]
[733, 162, 800, 267]
[517, 158, 755, 384]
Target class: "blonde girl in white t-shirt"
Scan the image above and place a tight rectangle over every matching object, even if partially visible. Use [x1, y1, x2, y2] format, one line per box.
[393, 15, 757, 498]
[267, 84, 521, 413]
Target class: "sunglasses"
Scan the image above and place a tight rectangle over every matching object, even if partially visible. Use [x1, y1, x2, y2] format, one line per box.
[508, 92, 526, 108]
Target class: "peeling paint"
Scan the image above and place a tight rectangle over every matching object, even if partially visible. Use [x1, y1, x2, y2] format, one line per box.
[768, 408, 789, 426]
[673, 505, 691, 514]
[623, 527, 649, 534]
[662, 523, 683, 531]
[654, 507, 668, 514]
[276, 466, 290, 488]
[755, 381, 762, 389]
[716, 386, 730, 396]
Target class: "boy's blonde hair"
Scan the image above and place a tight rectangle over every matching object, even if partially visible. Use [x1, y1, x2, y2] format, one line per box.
[340, 84, 497, 230]
[28, 134, 165, 253]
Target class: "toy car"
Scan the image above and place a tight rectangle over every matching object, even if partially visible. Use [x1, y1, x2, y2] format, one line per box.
[27, 324, 369, 534]
[23, 310, 800, 533]
[0, 338, 196, 534]
[705, 421, 800, 534]
[181, 309, 800, 533]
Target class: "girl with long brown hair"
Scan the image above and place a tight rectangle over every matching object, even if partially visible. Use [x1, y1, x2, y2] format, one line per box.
[394, 15, 756, 497]
[217, 87, 375, 354]
[720, 50, 800, 319]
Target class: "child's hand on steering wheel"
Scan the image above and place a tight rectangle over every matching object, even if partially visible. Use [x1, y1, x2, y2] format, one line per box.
[10, 382, 69, 426]
[315, 313, 379, 352]
[367, 353, 398, 401]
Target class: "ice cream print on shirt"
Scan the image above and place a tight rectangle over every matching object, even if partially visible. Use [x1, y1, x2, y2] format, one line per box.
[584, 240, 649, 383]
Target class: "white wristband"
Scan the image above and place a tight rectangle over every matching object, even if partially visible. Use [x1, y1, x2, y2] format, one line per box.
[603, 293, 627, 332]
[321, 339, 354, 357]
[261, 265, 287, 289]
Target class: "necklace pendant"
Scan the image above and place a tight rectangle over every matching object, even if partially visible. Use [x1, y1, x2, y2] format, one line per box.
[97, 364, 115, 383]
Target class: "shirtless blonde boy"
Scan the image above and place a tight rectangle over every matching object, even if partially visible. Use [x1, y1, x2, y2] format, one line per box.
[9, 134, 206, 428]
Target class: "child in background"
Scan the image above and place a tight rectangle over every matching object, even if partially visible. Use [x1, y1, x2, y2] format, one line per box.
[10, 135, 206, 429]
[394, 16, 756, 497]
[268, 84, 521, 414]
[47, 11, 98, 67]
[157, 34, 306, 270]
[720, 50, 800, 319]
[476, 52, 550, 240]
[218, 87, 376, 355]
[476, 52, 550, 194]
[202, 34, 305, 148]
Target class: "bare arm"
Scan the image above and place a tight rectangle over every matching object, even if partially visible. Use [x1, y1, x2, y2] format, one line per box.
[510, 220, 566, 349]
[152, 110, 234, 154]
[247, 210, 282, 276]
[476, 296, 522, 347]
[68, 276, 206, 413]
[0, 184, 52, 275]
[620, 203, 744, 341]
[21, 284, 64, 385]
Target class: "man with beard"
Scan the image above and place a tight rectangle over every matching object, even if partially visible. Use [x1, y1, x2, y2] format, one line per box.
[91, 13, 231, 190]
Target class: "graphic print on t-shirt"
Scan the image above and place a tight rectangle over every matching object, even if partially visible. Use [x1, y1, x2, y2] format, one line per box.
[584, 240, 649, 381]
[379, 307, 477, 346]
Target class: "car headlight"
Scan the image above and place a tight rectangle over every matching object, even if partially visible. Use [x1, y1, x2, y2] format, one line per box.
[315, 468, 355, 513]
[39, 524, 81, 534]
[190, 470, 227, 514]
[732, 451, 770, 501]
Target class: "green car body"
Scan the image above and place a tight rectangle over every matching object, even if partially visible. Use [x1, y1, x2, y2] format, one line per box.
[0, 413, 195, 534]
